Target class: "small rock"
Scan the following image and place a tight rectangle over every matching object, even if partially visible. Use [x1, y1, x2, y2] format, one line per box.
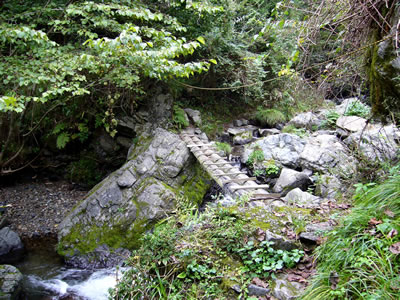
[117, 170, 137, 188]
[288, 112, 321, 129]
[265, 230, 298, 251]
[231, 284, 241, 293]
[248, 284, 270, 296]
[259, 128, 280, 137]
[272, 274, 304, 300]
[233, 119, 243, 127]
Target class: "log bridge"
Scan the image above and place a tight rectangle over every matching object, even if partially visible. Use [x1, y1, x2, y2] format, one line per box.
[180, 129, 279, 201]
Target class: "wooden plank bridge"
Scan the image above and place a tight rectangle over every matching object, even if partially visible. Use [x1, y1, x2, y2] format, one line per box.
[180, 129, 279, 201]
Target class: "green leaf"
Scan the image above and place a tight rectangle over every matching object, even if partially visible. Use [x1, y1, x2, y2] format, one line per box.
[196, 36, 205, 45]
[209, 59, 217, 65]
[56, 132, 70, 149]
[177, 272, 186, 279]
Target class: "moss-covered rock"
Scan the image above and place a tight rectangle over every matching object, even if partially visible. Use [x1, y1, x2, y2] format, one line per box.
[57, 128, 212, 268]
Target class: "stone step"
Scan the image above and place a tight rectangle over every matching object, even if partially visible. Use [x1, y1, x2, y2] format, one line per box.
[223, 177, 257, 184]
[213, 172, 247, 177]
[231, 184, 270, 191]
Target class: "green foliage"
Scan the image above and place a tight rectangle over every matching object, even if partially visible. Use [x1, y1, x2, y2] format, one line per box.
[255, 107, 286, 127]
[320, 110, 340, 129]
[215, 142, 232, 156]
[303, 166, 400, 299]
[110, 199, 304, 299]
[235, 240, 304, 275]
[246, 147, 265, 167]
[344, 100, 371, 118]
[172, 105, 189, 129]
[263, 159, 280, 176]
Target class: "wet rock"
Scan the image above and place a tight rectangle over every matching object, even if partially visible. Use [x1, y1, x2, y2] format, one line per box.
[0, 265, 22, 300]
[283, 188, 321, 208]
[288, 112, 321, 129]
[65, 245, 131, 269]
[344, 124, 400, 161]
[248, 284, 270, 296]
[0, 227, 24, 264]
[273, 168, 312, 196]
[243, 134, 306, 168]
[116, 116, 136, 137]
[184, 108, 202, 126]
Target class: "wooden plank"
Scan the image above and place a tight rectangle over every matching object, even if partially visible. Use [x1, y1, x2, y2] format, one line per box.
[213, 172, 247, 177]
[251, 193, 281, 198]
[187, 143, 213, 148]
[223, 177, 256, 184]
[230, 184, 270, 191]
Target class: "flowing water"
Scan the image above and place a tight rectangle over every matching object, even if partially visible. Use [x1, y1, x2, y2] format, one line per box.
[15, 249, 121, 300]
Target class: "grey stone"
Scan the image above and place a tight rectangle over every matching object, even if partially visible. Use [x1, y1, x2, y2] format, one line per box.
[0, 227, 24, 264]
[228, 126, 258, 145]
[243, 134, 306, 168]
[259, 128, 280, 137]
[284, 188, 321, 208]
[117, 170, 137, 188]
[0, 265, 22, 300]
[299, 134, 357, 176]
[116, 136, 133, 149]
[272, 274, 304, 300]
[248, 284, 270, 296]
[315, 175, 342, 198]
[288, 112, 321, 129]
[184, 108, 202, 126]
[240, 119, 249, 126]
[265, 230, 298, 251]
[344, 124, 400, 161]
[116, 116, 136, 137]
[336, 116, 367, 133]
[58, 128, 211, 268]
[233, 119, 243, 127]
[334, 98, 359, 115]
[273, 168, 312, 196]
[99, 132, 118, 155]
[300, 222, 333, 243]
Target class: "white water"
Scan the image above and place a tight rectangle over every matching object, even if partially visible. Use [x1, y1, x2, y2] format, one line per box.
[23, 268, 122, 300]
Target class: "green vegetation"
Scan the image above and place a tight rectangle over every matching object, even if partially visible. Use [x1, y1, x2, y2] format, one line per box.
[172, 105, 189, 130]
[215, 142, 232, 156]
[255, 107, 286, 128]
[303, 165, 400, 299]
[320, 110, 340, 129]
[110, 197, 304, 299]
[344, 100, 371, 118]
[246, 147, 265, 168]
[282, 124, 308, 138]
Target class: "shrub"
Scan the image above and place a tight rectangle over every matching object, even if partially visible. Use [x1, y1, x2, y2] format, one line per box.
[319, 110, 340, 129]
[246, 147, 265, 168]
[172, 105, 189, 129]
[344, 100, 371, 118]
[282, 124, 308, 137]
[255, 107, 286, 127]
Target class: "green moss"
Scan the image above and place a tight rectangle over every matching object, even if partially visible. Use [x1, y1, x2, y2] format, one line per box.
[179, 162, 212, 206]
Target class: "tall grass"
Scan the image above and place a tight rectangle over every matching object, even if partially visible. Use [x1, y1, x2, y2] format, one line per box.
[302, 166, 400, 299]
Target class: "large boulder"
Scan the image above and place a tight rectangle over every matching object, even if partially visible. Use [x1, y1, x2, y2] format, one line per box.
[299, 134, 357, 176]
[57, 128, 211, 267]
[242, 134, 306, 168]
[344, 124, 400, 161]
[283, 188, 321, 208]
[0, 265, 22, 300]
[0, 228, 24, 264]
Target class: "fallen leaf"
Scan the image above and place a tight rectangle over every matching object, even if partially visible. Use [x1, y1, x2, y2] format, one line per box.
[387, 229, 398, 239]
[287, 273, 307, 283]
[368, 218, 383, 226]
[384, 209, 395, 218]
[252, 277, 268, 288]
[255, 228, 266, 241]
[389, 242, 400, 254]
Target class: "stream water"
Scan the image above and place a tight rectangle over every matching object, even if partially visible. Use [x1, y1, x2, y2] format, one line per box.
[15, 249, 120, 300]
